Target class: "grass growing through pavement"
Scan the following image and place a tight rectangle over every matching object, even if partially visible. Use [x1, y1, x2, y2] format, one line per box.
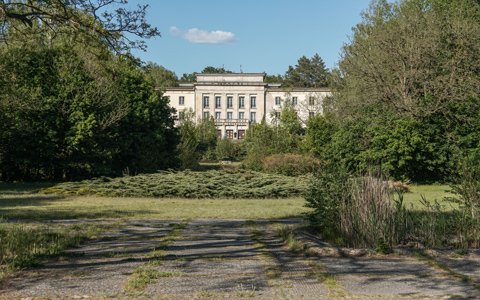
[0, 223, 109, 279]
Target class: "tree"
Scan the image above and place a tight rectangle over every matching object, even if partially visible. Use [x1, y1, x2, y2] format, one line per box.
[333, 0, 480, 121]
[0, 0, 160, 54]
[283, 54, 329, 88]
[180, 72, 196, 83]
[264, 74, 283, 84]
[143, 62, 179, 88]
[0, 38, 179, 181]
[177, 108, 199, 169]
[201, 66, 230, 73]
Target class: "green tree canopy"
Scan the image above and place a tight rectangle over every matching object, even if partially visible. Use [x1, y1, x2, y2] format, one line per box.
[143, 62, 179, 88]
[323, 0, 480, 181]
[283, 54, 329, 88]
[0, 0, 160, 54]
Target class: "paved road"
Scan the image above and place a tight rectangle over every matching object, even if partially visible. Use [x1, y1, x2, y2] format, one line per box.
[2, 219, 480, 299]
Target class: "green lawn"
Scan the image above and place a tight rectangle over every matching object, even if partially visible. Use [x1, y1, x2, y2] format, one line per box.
[0, 193, 309, 220]
[0, 180, 458, 221]
[402, 184, 457, 210]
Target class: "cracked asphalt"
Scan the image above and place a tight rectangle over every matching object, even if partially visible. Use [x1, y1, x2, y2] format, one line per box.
[1, 219, 480, 299]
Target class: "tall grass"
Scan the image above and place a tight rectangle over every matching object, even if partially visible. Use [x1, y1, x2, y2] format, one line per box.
[305, 163, 472, 249]
[338, 173, 407, 248]
[445, 155, 480, 248]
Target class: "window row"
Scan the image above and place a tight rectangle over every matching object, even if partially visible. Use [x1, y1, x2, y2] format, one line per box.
[204, 111, 256, 121]
[274, 96, 316, 105]
[180, 111, 314, 120]
[203, 96, 256, 109]
[180, 95, 317, 107]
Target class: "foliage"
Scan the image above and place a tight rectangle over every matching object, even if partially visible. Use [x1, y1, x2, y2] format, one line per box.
[304, 161, 350, 232]
[333, 0, 480, 120]
[216, 138, 236, 160]
[361, 117, 452, 182]
[201, 66, 230, 73]
[0, 0, 160, 54]
[42, 169, 311, 199]
[0, 42, 179, 181]
[446, 155, 480, 248]
[305, 161, 480, 249]
[143, 62, 179, 88]
[196, 116, 218, 160]
[177, 109, 199, 169]
[303, 115, 336, 158]
[283, 54, 329, 88]
[261, 154, 321, 176]
[179, 72, 196, 83]
[323, 0, 480, 182]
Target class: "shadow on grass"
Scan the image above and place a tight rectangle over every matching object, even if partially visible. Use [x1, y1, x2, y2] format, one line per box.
[0, 182, 57, 195]
[0, 194, 152, 221]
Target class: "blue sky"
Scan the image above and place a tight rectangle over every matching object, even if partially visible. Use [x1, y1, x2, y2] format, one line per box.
[124, 0, 374, 77]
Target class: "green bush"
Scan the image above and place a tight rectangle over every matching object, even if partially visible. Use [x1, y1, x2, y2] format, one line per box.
[43, 169, 310, 199]
[262, 154, 321, 176]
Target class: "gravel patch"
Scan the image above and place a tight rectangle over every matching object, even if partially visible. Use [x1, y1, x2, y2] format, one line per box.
[438, 258, 480, 277]
[157, 260, 265, 276]
[339, 275, 480, 297]
[315, 257, 441, 276]
[271, 275, 329, 299]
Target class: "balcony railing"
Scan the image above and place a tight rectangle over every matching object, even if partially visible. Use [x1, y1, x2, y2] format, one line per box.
[214, 119, 251, 126]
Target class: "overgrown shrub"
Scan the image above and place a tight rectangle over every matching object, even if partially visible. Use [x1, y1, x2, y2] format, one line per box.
[262, 154, 321, 176]
[305, 162, 452, 249]
[445, 155, 480, 248]
[216, 138, 244, 161]
[43, 169, 310, 199]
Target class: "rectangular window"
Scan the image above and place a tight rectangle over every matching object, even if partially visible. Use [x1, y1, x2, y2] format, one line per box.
[275, 112, 281, 119]
[203, 96, 209, 108]
[250, 112, 256, 122]
[309, 112, 315, 118]
[215, 96, 221, 108]
[239, 96, 245, 108]
[226, 130, 233, 139]
[275, 97, 281, 105]
[215, 112, 221, 119]
[203, 111, 209, 119]
[179, 96, 185, 105]
[178, 111, 184, 120]
[239, 112, 244, 119]
[292, 97, 298, 105]
[309, 97, 315, 105]
[250, 96, 256, 108]
[227, 96, 233, 108]
[227, 112, 233, 120]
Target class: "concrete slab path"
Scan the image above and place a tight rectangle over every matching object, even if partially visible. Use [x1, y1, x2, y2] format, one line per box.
[1, 219, 480, 299]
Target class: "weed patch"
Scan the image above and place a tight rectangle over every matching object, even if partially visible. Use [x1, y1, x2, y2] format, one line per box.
[0, 223, 107, 279]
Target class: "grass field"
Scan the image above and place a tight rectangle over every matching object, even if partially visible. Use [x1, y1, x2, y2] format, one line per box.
[0, 180, 457, 221]
[403, 184, 457, 210]
[0, 193, 309, 220]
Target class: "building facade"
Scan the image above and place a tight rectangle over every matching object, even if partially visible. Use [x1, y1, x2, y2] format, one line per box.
[163, 73, 330, 140]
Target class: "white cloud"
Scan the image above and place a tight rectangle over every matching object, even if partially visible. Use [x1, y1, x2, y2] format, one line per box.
[169, 26, 238, 44]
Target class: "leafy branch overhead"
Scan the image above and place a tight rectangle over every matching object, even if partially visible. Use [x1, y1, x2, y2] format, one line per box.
[0, 0, 160, 53]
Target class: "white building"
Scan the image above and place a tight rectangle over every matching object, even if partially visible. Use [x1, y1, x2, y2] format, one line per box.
[163, 73, 330, 140]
